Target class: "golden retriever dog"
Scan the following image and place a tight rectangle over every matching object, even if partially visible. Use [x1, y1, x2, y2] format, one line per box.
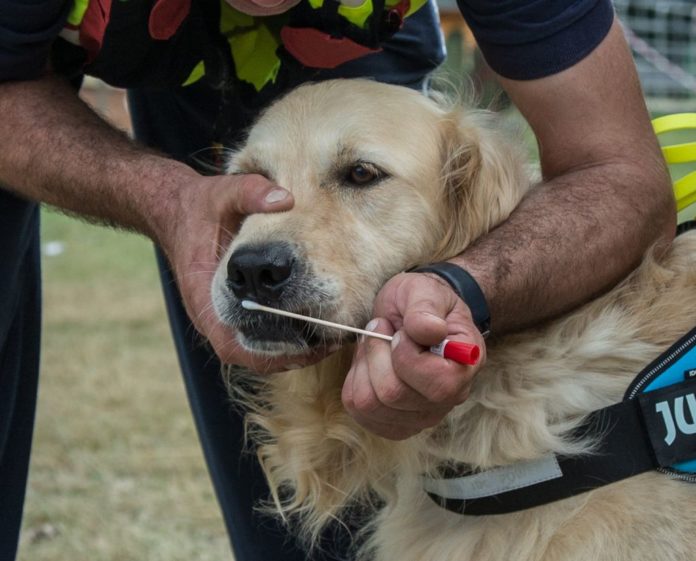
[211, 79, 696, 560]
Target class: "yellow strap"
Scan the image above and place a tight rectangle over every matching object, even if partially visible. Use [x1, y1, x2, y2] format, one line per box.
[652, 113, 696, 216]
[675, 171, 696, 213]
[652, 113, 696, 135]
[662, 142, 696, 165]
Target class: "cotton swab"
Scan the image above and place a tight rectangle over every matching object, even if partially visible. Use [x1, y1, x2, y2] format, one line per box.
[240, 300, 480, 366]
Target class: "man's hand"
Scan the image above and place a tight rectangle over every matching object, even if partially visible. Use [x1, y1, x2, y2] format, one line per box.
[342, 272, 486, 440]
[164, 173, 290, 368]
[160, 173, 328, 372]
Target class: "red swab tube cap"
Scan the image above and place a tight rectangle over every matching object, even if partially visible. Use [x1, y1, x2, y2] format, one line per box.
[430, 339, 480, 365]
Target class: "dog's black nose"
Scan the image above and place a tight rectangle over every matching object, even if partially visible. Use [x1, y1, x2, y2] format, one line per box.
[226, 243, 295, 303]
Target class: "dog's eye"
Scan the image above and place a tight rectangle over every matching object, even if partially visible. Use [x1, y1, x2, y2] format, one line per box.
[346, 162, 384, 187]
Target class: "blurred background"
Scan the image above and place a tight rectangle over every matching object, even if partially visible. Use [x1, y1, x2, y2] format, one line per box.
[437, 0, 696, 112]
[17, 2, 696, 560]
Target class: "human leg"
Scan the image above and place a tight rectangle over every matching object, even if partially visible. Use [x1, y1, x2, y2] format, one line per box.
[0, 192, 42, 561]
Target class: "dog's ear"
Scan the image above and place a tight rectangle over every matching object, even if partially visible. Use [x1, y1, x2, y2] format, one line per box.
[433, 110, 531, 259]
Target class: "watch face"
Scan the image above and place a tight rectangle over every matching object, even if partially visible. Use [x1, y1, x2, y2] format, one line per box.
[224, 0, 301, 16]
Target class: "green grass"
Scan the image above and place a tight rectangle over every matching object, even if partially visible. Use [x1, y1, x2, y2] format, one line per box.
[17, 210, 234, 561]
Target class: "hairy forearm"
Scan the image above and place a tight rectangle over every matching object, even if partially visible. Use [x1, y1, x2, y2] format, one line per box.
[452, 21, 676, 334]
[0, 73, 198, 244]
[455, 160, 675, 332]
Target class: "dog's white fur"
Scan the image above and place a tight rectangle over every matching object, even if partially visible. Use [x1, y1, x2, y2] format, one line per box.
[212, 79, 696, 560]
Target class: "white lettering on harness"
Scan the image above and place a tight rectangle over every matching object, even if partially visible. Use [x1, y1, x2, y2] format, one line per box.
[656, 393, 696, 445]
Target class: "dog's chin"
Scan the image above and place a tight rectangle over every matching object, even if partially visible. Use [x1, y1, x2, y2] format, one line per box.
[236, 334, 311, 357]
[234, 318, 350, 357]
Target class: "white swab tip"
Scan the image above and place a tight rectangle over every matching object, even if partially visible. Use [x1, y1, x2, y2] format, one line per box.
[241, 299, 262, 310]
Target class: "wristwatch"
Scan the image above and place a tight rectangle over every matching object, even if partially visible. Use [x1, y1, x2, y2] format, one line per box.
[412, 262, 491, 338]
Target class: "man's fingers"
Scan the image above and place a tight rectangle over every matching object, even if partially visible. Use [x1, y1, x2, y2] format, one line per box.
[365, 329, 435, 412]
[344, 319, 391, 414]
[345, 319, 439, 416]
[391, 331, 475, 405]
[372, 273, 463, 347]
[400, 274, 461, 346]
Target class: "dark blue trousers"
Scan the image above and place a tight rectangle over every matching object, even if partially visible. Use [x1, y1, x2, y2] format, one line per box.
[0, 193, 41, 561]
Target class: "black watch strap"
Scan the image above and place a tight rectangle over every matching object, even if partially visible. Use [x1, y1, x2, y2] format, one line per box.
[412, 262, 491, 338]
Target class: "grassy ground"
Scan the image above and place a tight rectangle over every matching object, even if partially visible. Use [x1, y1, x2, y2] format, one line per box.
[17, 210, 234, 561]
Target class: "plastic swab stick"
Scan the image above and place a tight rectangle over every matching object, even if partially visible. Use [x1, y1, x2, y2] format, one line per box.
[241, 300, 480, 365]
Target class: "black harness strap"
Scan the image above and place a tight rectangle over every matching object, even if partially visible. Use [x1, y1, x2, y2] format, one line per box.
[428, 396, 657, 515]
[427, 325, 696, 516]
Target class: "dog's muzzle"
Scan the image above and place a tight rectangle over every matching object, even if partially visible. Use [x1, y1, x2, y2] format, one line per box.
[218, 241, 341, 352]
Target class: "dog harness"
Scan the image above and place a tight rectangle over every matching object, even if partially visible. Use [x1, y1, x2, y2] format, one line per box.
[423, 320, 696, 516]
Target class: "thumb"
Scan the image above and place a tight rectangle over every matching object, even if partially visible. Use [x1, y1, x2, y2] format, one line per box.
[212, 174, 294, 217]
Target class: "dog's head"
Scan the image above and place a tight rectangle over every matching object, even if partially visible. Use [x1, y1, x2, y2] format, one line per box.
[212, 79, 530, 355]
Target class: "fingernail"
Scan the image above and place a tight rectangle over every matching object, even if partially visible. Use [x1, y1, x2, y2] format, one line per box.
[265, 189, 289, 204]
[391, 331, 401, 351]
